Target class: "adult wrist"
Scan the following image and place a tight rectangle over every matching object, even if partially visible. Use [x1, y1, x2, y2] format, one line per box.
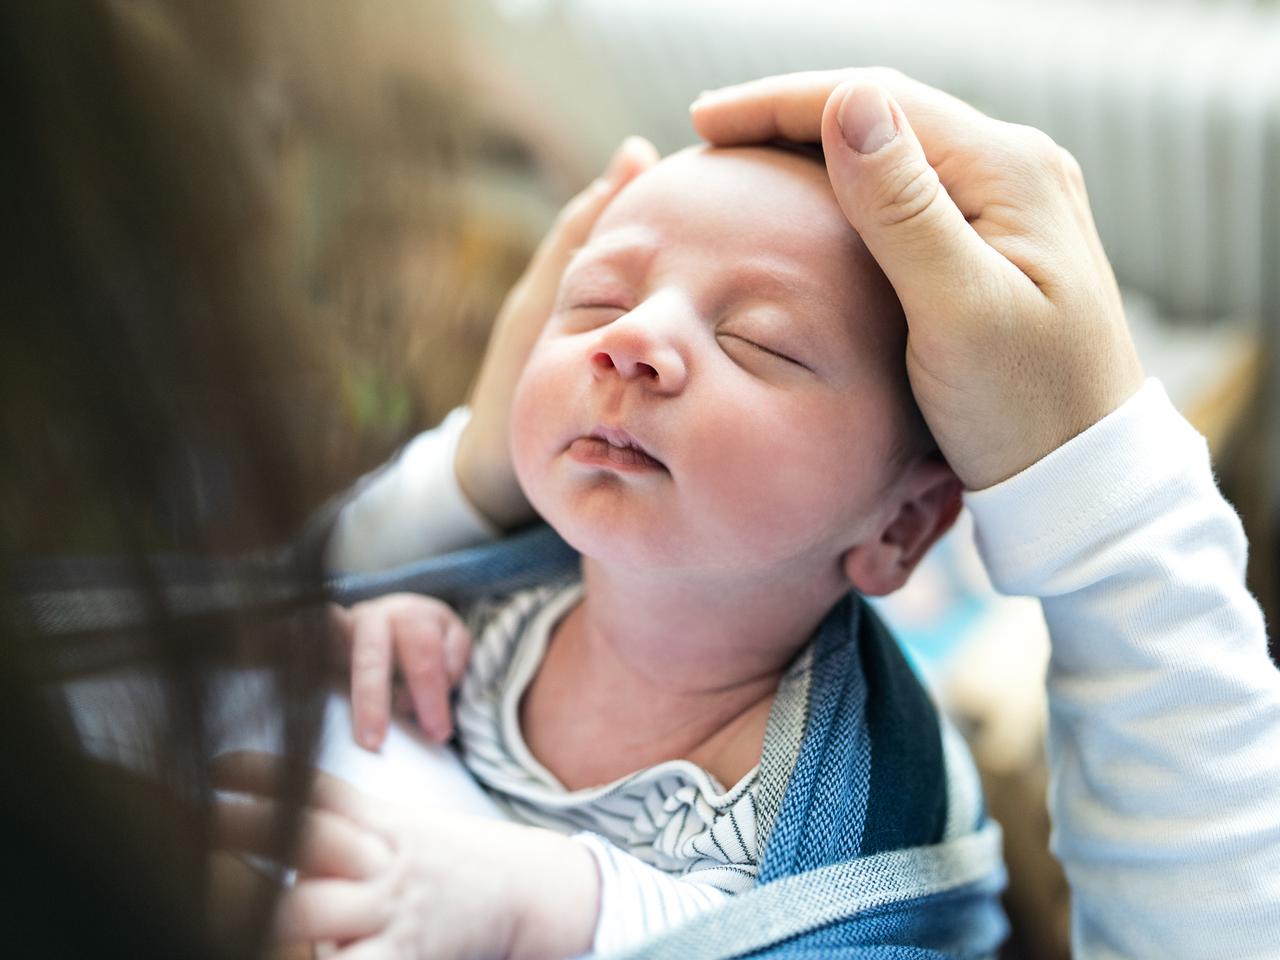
[965, 377, 1209, 595]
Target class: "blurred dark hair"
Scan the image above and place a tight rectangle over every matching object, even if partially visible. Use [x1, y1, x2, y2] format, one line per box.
[0, 1, 459, 955]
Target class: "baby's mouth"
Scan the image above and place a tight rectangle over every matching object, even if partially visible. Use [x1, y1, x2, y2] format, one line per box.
[569, 427, 667, 472]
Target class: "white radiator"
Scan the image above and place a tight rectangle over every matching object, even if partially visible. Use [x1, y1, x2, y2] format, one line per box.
[476, 0, 1280, 325]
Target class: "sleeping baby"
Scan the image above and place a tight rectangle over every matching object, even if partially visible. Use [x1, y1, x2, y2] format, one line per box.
[330, 143, 999, 953]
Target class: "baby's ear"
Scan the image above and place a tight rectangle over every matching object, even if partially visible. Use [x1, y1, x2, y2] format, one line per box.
[841, 458, 962, 597]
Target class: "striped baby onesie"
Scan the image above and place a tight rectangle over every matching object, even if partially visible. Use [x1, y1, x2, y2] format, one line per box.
[454, 581, 814, 950]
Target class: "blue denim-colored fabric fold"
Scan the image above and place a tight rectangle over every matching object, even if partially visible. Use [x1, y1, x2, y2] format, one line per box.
[23, 522, 1006, 958]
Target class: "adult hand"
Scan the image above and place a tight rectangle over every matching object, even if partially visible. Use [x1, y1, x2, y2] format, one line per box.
[213, 752, 599, 960]
[692, 70, 1144, 490]
[456, 136, 659, 527]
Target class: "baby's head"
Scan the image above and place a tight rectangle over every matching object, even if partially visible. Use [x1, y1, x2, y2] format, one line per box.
[511, 145, 960, 598]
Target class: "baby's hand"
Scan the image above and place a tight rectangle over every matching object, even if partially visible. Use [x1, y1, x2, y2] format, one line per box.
[333, 593, 471, 751]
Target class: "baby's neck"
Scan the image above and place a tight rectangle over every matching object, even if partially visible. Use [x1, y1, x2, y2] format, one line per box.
[519, 557, 848, 790]
[574, 557, 845, 693]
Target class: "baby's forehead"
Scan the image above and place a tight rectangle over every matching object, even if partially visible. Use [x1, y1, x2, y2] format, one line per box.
[573, 145, 905, 375]
[604, 144, 833, 217]
[582, 146, 862, 274]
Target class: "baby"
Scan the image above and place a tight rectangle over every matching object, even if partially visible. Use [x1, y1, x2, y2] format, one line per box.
[334, 144, 981, 946]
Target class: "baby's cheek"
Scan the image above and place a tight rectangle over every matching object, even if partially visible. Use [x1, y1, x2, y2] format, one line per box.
[509, 361, 556, 502]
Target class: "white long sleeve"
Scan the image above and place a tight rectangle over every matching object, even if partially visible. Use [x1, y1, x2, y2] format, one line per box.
[966, 378, 1280, 959]
[326, 408, 498, 574]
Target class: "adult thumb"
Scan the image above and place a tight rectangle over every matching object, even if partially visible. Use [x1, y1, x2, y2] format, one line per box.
[819, 81, 999, 318]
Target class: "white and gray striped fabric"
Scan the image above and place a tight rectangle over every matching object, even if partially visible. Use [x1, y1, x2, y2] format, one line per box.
[455, 582, 808, 895]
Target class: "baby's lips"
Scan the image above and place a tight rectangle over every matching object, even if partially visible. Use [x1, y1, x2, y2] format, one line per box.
[590, 423, 665, 465]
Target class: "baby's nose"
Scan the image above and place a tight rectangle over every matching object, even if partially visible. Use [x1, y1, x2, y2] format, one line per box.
[591, 327, 687, 394]
[592, 348, 656, 381]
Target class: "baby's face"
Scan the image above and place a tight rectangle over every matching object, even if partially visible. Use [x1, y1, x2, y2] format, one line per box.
[511, 146, 913, 578]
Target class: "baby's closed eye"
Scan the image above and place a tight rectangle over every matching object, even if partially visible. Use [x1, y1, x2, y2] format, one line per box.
[716, 330, 810, 371]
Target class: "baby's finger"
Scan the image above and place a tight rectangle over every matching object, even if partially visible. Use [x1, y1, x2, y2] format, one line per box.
[213, 752, 394, 837]
[395, 618, 454, 742]
[441, 615, 472, 685]
[329, 604, 356, 661]
[274, 878, 392, 946]
[350, 611, 394, 751]
[215, 798, 391, 881]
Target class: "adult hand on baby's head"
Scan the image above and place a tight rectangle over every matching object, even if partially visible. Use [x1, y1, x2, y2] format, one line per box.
[692, 70, 1144, 490]
[456, 135, 659, 528]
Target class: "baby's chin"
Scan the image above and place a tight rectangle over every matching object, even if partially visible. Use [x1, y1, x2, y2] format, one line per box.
[528, 489, 690, 573]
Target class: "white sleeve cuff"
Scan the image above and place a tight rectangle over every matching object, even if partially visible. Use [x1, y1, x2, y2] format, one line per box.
[964, 378, 1225, 596]
[326, 407, 500, 574]
[571, 832, 730, 956]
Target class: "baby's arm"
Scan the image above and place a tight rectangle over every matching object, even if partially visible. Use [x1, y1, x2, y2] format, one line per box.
[334, 593, 471, 751]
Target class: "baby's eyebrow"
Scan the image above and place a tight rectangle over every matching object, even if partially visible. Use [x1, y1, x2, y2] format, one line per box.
[566, 228, 660, 275]
[727, 258, 827, 306]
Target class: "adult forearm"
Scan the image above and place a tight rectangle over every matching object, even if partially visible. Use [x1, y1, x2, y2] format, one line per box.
[969, 379, 1280, 959]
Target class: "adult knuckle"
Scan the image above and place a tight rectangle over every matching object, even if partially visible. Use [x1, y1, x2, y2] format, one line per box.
[874, 158, 942, 229]
[867, 65, 905, 86]
[1022, 126, 1067, 178]
[1011, 123, 1057, 155]
[1058, 145, 1085, 187]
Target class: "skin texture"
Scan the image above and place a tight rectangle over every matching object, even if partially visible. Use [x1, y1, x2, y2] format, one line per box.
[222, 60, 1151, 956]
[690, 69, 1145, 490]
[512, 146, 939, 585]
[213, 753, 598, 960]
[297, 143, 962, 960]
[509, 146, 960, 792]
[343, 138, 659, 752]
[455, 136, 661, 530]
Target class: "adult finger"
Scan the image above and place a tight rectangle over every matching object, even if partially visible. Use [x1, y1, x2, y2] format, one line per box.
[394, 616, 454, 742]
[691, 69, 984, 156]
[274, 879, 391, 945]
[214, 798, 391, 881]
[817, 80, 1023, 323]
[349, 610, 393, 751]
[527, 135, 660, 279]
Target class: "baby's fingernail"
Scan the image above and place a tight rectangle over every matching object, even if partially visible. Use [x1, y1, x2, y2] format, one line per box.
[838, 84, 898, 155]
[360, 728, 380, 750]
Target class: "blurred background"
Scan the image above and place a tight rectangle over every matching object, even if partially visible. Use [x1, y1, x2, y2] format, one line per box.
[39, 1, 1275, 957]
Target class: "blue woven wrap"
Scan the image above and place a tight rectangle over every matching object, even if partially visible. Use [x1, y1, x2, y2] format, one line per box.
[23, 523, 1007, 958]
[329, 525, 1008, 960]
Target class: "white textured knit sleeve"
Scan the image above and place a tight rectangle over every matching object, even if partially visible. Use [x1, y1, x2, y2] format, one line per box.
[965, 378, 1280, 960]
[326, 407, 498, 574]
[572, 833, 730, 955]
